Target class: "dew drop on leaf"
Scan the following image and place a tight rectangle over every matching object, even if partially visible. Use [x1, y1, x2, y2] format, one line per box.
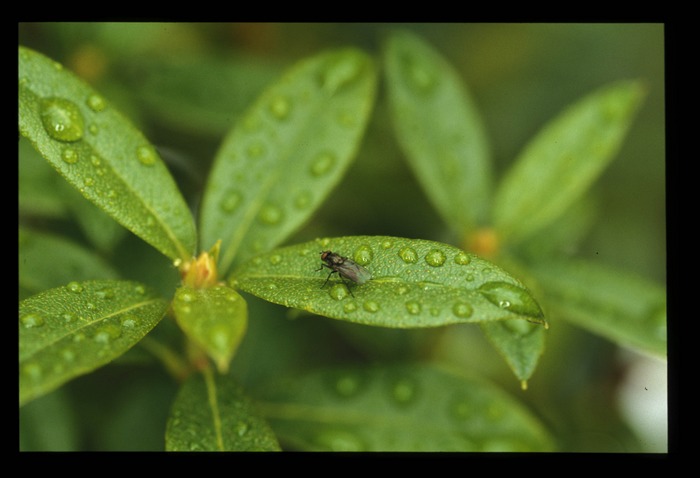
[478, 281, 543, 318]
[220, 190, 242, 213]
[136, 145, 157, 166]
[329, 283, 349, 301]
[398, 246, 418, 264]
[454, 251, 471, 265]
[258, 204, 284, 225]
[405, 301, 421, 315]
[40, 97, 85, 142]
[363, 301, 379, 313]
[61, 148, 79, 164]
[66, 281, 83, 293]
[353, 244, 373, 265]
[391, 377, 418, 405]
[452, 302, 473, 319]
[425, 249, 446, 267]
[269, 95, 291, 120]
[86, 94, 106, 112]
[309, 152, 336, 177]
[20, 313, 45, 328]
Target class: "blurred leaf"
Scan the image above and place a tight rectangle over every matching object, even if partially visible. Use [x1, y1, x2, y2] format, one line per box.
[530, 259, 666, 356]
[65, 188, 127, 253]
[165, 369, 280, 451]
[172, 285, 247, 373]
[383, 30, 492, 232]
[480, 320, 546, 385]
[19, 280, 168, 406]
[18, 46, 196, 262]
[19, 227, 120, 297]
[20, 388, 78, 451]
[234, 236, 545, 328]
[199, 48, 377, 273]
[493, 80, 646, 244]
[19, 137, 69, 218]
[252, 364, 554, 451]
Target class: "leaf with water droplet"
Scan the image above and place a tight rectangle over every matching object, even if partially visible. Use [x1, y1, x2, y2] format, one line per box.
[383, 30, 492, 233]
[199, 48, 377, 274]
[251, 364, 554, 451]
[19, 280, 168, 406]
[493, 80, 646, 244]
[165, 369, 280, 451]
[530, 259, 666, 356]
[18, 46, 196, 262]
[480, 319, 547, 384]
[233, 236, 545, 329]
[19, 227, 119, 297]
[172, 285, 248, 373]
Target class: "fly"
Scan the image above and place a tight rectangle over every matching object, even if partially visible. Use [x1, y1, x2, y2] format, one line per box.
[316, 250, 371, 296]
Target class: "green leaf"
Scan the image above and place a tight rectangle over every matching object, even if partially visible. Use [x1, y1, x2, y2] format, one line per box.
[199, 48, 377, 273]
[19, 280, 168, 406]
[530, 259, 666, 357]
[18, 46, 196, 262]
[480, 320, 546, 385]
[165, 369, 280, 451]
[493, 80, 646, 244]
[252, 364, 554, 451]
[383, 30, 492, 232]
[172, 285, 247, 373]
[233, 236, 546, 328]
[19, 227, 120, 296]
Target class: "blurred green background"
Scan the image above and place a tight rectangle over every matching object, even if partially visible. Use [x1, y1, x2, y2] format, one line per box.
[19, 23, 665, 452]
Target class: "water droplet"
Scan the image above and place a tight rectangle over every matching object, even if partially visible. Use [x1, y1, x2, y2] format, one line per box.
[121, 316, 137, 328]
[405, 301, 421, 315]
[269, 95, 291, 119]
[333, 373, 362, 397]
[501, 318, 536, 335]
[94, 324, 121, 343]
[86, 94, 106, 112]
[134, 284, 146, 295]
[478, 282, 543, 318]
[20, 313, 45, 328]
[269, 254, 282, 265]
[246, 141, 266, 159]
[452, 302, 473, 319]
[22, 362, 42, 381]
[402, 53, 437, 93]
[96, 288, 115, 300]
[294, 190, 312, 209]
[320, 53, 362, 94]
[329, 283, 349, 301]
[363, 301, 379, 313]
[391, 377, 417, 405]
[381, 240, 393, 249]
[62, 312, 76, 323]
[353, 245, 373, 266]
[88, 123, 99, 135]
[73, 332, 86, 343]
[66, 281, 83, 293]
[258, 204, 283, 225]
[136, 145, 157, 166]
[220, 190, 242, 213]
[61, 148, 79, 164]
[425, 249, 446, 267]
[61, 349, 76, 362]
[309, 152, 336, 176]
[398, 246, 418, 264]
[343, 302, 357, 313]
[40, 97, 85, 142]
[454, 251, 471, 265]
[235, 421, 250, 437]
[178, 291, 195, 303]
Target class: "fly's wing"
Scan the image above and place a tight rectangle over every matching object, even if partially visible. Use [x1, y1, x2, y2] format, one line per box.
[339, 261, 372, 285]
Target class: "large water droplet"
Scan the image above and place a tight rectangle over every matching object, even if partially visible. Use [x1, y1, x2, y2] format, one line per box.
[136, 145, 157, 166]
[258, 204, 283, 225]
[220, 190, 242, 213]
[454, 251, 471, 265]
[398, 246, 418, 264]
[309, 152, 336, 177]
[66, 281, 83, 293]
[425, 249, 446, 267]
[353, 245, 373, 266]
[20, 313, 45, 328]
[329, 283, 349, 301]
[478, 281, 543, 319]
[41, 97, 85, 142]
[269, 95, 291, 120]
[452, 302, 473, 319]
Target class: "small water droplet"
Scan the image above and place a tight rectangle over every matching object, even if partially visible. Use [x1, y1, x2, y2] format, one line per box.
[329, 283, 349, 301]
[88, 123, 99, 135]
[121, 316, 137, 328]
[258, 204, 283, 225]
[246, 141, 266, 159]
[134, 284, 146, 295]
[86, 94, 106, 112]
[478, 281, 544, 319]
[294, 190, 312, 209]
[73, 332, 86, 343]
[353, 245, 373, 266]
[452, 302, 473, 319]
[220, 190, 242, 213]
[66, 281, 83, 293]
[320, 53, 362, 94]
[269, 254, 282, 265]
[405, 301, 421, 315]
[20, 313, 45, 328]
[269, 95, 291, 119]
[62, 312, 76, 323]
[96, 288, 115, 300]
[61, 349, 76, 362]
[40, 97, 85, 142]
[22, 362, 42, 381]
[136, 145, 157, 166]
[425, 249, 446, 267]
[381, 240, 393, 249]
[178, 291, 195, 303]
[309, 152, 336, 177]
[61, 148, 79, 164]
[333, 373, 362, 397]
[391, 377, 417, 405]
[454, 251, 471, 265]
[235, 421, 250, 437]
[402, 53, 437, 93]
[94, 324, 121, 343]
[343, 302, 357, 313]
[398, 246, 418, 264]
[363, 301, 379, 313]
